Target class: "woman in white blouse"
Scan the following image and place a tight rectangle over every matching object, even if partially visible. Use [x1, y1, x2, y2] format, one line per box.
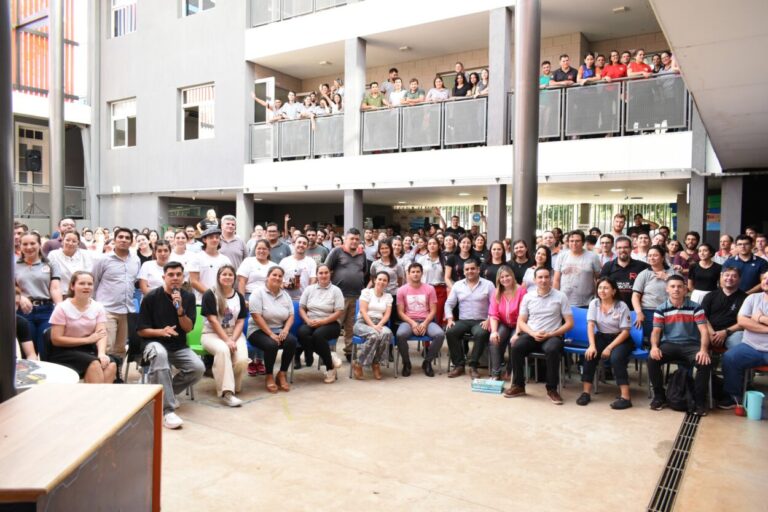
[352, 272, 393, 380]
[47, 231, 92, 292]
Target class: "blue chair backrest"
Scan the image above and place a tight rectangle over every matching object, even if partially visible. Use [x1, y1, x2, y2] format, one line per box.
[290, 300, 303, 337]
[564, 306, 591, 347]
[629, 311, 644, 349]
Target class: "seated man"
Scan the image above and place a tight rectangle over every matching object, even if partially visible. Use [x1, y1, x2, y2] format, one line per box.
[137, 261, 205, 430]
[719, 274, 768, 409]
[396, 262, 445, 378]
[444, 258, 495, 378]
[647, 275, 711, 415]
[701, 267, 747, 350]
[505, 267, 573, 404]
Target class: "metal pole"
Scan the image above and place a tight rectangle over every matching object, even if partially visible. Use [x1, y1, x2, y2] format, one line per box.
[49, 0, 65, 234]
[1, 0, 17, 402]
[512, 0, 541, 245]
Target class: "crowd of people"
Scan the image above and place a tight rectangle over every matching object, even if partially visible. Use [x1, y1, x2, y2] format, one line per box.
[13, 207, 768, 428]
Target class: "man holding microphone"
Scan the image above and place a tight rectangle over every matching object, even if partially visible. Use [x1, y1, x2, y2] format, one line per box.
[137, 261, 204, 429]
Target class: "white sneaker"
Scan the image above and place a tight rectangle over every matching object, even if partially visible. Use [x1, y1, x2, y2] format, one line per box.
[331, 353, 342, 369]
[221, 392, 243, 407]
[324, 368, 337, 384]
[163, 412, 184, 429]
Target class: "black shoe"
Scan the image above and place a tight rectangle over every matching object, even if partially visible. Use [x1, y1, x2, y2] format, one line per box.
[293, 356, 302, 370]
[717, 397, 737, 410]
[305, 353, 314, 368]
[345, 353, 352, 363]
[692, 404, 708, 417]
[422, 360, 434, 377]
[401, 363, 412, 377]
[650, 396, 667, 411]
[576, 392, 591, 406]
[610, 397, 633, 410]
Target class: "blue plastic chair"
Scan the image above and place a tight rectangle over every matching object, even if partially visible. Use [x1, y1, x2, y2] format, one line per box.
[563, 306, 591, 356]
[628, 311, 650, 396]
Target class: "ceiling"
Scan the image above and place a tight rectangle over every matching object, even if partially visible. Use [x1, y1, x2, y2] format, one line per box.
[649, 0, 768, 170]
[250, 1, 661, 80]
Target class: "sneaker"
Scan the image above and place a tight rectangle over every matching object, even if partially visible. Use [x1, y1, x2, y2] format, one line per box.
[221, 392, 243, 408]
[576, 392, 591, 406]
[717, 397, 736, 410]
[248, 361, 258, 376]
[324, 368, 337, 384]
[331, 353, 342, 369]
[610, 397, 633, 410]
[163, 412, 183, 429]
[254, 359, 266, 375]
[503, 385, 526, 398]
[547, 389, 564, 405]
[692, 404, 708, 417]
[650, 396, 667, 411]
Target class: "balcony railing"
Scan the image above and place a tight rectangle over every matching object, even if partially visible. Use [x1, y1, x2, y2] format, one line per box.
[250, 114, 344, 161]
[508, 74, 689, 140]
[251, 0, 351, 27]
[13, 184, 87, 219]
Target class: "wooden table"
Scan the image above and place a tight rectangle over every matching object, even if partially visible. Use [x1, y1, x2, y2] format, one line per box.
[0, 384, 163, 511]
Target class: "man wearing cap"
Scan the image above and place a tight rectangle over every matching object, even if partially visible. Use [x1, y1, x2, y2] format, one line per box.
[189, 227, 232, 305]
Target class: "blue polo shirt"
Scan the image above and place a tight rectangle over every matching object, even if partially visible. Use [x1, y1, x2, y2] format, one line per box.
[722, 255, 768, 292]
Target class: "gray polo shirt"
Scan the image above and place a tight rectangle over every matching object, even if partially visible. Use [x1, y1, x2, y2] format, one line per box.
[219, 235, 248, 269]
[444, 277, 495, 321]
[587, 298, 631, 334]
[520, 287, 571, 333]
[632, 268, 680, 310]
[248, 286, 293, 336]
[269, 241, 292, 264]
[15, 259, 60, 299]
[91, 251, 141, 313]
[299, 282, 344, 325]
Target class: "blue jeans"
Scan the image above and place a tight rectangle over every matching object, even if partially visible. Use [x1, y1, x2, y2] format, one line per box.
[19, 303, 55, 360]
[722, 342, 768, 399]
[725, 331, 744, 349]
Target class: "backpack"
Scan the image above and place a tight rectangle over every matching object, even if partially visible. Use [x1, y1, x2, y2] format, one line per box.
[666, 367, 695, 412]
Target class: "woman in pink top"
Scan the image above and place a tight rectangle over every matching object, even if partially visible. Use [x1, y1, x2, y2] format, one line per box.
[49, 270, 117, 383]
[488, 265, 526, 380]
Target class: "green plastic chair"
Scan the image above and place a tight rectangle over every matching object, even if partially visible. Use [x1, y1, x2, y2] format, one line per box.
[187, 305, 207, 357]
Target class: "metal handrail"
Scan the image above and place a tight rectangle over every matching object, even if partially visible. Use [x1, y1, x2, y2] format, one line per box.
[249, 113, 344, 162]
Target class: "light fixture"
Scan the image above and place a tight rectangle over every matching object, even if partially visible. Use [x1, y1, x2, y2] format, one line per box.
[318, 60, 332, 66]
[253, 198, 263, 201]
[398, 45, 411, 52]
[458, 192, 470, 197]
[398, 201, 406, 204]
[630, 196, 643, 200]
[609, 188, 624, 192]
[612, 6, 629, 14]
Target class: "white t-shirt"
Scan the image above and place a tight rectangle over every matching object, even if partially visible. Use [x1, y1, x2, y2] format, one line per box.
[279, 255, 317, 301]
[203, 292, 242, 334]
[358, 287, 393, 321]
[138, 260, 166, 292]
[168, 251, 192, 281]
[555, 250, 602, 307]
[237, 257, 278, 295]
[189, 251, 232, 304]
[46, 249, 92, 291]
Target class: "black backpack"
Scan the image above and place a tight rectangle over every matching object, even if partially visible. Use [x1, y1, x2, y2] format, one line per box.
[666, 367, 695, 412]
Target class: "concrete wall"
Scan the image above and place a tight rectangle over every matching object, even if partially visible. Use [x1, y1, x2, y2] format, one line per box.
[99, 194, 170, 231]
[99, 1, 249, 203]
[589, 32, 669, 58]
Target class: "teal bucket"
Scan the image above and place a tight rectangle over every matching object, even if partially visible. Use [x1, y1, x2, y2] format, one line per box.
[745, 390, 765, 421]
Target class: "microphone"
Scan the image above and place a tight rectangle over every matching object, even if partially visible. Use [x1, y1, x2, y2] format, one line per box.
[172, 287, 181, 310]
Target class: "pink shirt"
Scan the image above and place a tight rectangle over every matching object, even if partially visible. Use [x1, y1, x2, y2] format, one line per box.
[396, 283, 437, 322]
[488, 286, 527, 327]
[49, 299, 107, 338]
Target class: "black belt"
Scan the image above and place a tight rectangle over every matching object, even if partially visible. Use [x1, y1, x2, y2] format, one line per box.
[30, 299, 53, 306]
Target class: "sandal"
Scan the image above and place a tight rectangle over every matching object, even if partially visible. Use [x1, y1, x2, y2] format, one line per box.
[276, 371, 290, 392]
[265, 374, 278, 394]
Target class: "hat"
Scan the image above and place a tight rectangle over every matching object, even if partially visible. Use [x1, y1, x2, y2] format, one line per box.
[201, 227, 222, 238]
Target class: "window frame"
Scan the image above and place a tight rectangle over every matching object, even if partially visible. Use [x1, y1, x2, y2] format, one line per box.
[110, 98, 137, 149]
[111, 0, 137, 38]
[180, 83, 215, 141]
[184, 0, 216, 17]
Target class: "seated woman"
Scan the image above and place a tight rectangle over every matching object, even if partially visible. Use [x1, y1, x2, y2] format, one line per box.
[298, 264, 344, 383]
[352, 272, 393, 380]
[247, 266, 297, 393]
[577, 277, 634, 409]
[201, 265, 248, 407]
[15, 288, 38, 360]
[49, 270, 117, 383]
[488, 265, 526, 380]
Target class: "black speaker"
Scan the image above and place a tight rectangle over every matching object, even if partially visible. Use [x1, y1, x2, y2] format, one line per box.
[25, 149, 42, 172]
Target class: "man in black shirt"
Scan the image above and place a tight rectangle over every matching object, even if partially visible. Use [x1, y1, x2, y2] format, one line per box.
[627, 213, 659, 237]
[701, 267, 747, 349]
[550, 54, 577, 86]
[600, 236, 649, 307]
[434, 207, 466, 236]
[138, 261, 204, 430]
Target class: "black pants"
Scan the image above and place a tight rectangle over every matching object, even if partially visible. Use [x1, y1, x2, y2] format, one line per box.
[446, 320, 491, 368]
[581, 333, 634, 386]
[247, 330, 298, 374]
[510, 334, 563, 391]
[297, 323, 340, 370]
[647, 342, 712, 406]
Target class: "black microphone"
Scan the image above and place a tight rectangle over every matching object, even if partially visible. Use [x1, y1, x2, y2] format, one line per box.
[172, 287, 181, 310]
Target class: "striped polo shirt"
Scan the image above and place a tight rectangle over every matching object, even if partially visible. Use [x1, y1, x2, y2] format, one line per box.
[653, 298, 707, 345]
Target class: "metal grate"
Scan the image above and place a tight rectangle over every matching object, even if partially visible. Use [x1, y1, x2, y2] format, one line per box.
[647, 413, 701, 512]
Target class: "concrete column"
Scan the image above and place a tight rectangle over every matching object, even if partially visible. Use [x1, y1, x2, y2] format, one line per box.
[48, 0, 65, 233]
[487, 7, 511, 147]
[236, 192, 255, 240]
[486, 185, 507, 241]
[86, 0, 100, 225]
[1, 0, 18, 401]
[511, 0, 541, 245]
[689, 174, 707, 236]
[344, 189, 363, 232]
[343, 37, 366, 157]
[720, 176, 743, 238]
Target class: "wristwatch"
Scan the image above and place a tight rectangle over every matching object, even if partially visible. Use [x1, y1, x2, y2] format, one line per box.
[724, 328, 732, 336]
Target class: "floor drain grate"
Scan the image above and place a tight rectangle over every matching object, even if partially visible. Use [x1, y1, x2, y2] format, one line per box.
[647, 413, 701, 512]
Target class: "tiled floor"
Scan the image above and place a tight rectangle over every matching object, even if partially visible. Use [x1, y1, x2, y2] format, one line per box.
[154, 354, 768, 511]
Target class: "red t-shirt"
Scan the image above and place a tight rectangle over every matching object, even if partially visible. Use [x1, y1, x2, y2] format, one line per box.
[628, 62, 651, 75]
[601, 64, 627, 79]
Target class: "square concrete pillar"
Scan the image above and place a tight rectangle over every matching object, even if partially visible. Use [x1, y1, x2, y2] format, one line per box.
[344, 189, 363, 232]
[344, 37, 366, 157]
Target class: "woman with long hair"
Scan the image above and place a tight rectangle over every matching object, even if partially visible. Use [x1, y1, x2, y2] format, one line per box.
[416, 237, 448, 325]
[352, 272, 393, 380]
[481, 240, 506, 283]
[445, 235, 474, 291]
[688, 243, 721, 304]
[369, 238, 404, 324]
[49, 270, 116, 383]
[632, 245, 679, 341]
[135, 233, 154, 265]
[472, 234, 490, 265]
[509, 239, 533, 285]
[201, 265, 249, 406]
[488, 265, 526, 380]
[522, 245, 552, 293]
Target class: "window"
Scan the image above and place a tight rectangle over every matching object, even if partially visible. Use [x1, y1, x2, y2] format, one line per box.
[111, 99, 137, 148]
[181, 84, 215, 140]
[112, 0, 137, 37]
[185, 0, 216, 16]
